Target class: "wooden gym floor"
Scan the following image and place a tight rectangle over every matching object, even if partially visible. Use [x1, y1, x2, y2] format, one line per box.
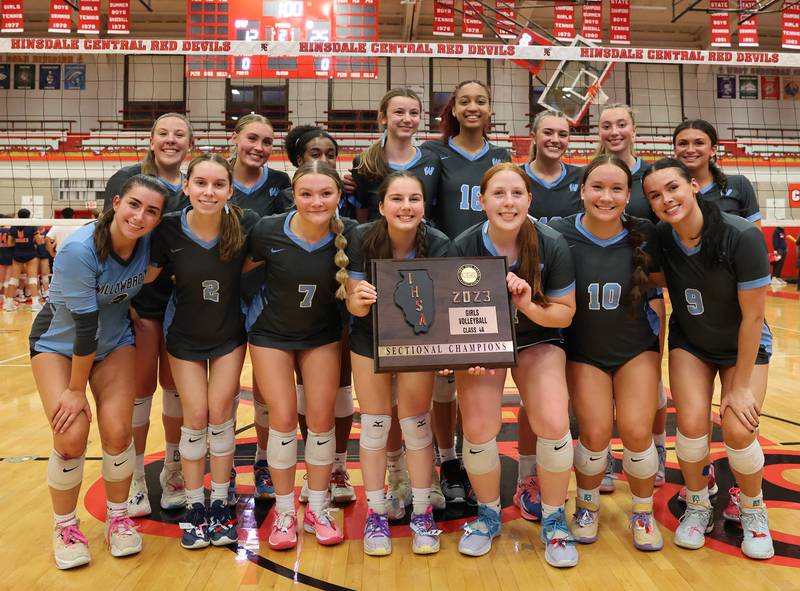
[1, 286, 798, 591]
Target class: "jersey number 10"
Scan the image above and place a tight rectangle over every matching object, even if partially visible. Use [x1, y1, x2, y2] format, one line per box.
[588, 282, 621, 310]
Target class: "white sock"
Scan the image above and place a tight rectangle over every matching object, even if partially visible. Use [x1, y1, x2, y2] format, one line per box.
[54, 510, 77, 526]
[485, 497, 501, 514]
[210, 480, 229, 504]
[275, 492, 295, 514]
[632, 494, 653, 509]
[165, 442, 180, 467]
[106, 499, 127, 517]
[541, 502, 563, 520]
[740, 490, 765, 511]
[653, 432, 666, 448]
[412, 487, 431, 515]
[255, 446, 268, 463]
[438, 446, 457, 463]
[308, 488, 328, 514]
[333, 451, 347, 473]
[518, 454, 537, 481]
[387, 449, 405, 474]
[686, 487, 711, 508]
[366, 489, 387, 514]
[186, 486, 204, 506]
[577, 487, 600, 507]
[134, 453, 145, 478]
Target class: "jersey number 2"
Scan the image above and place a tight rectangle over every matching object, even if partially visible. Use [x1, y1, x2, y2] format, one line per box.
[202, 280, 220, 303]
[588, 282, 621, 310]
[684, 288, 704, 316]
[298, 284, 317, 308]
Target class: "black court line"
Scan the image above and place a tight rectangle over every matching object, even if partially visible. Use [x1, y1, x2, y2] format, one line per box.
[225, 546, 355, 591]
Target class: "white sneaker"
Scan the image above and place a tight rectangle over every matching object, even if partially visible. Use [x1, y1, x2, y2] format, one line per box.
[674, 505, 713, 550]
[53, 519, 91, 570]
[127, 475, 151, 518]
[740, 506, 775, 560]
[299, 474, 310, 504]
[30, 301, 43, 313]
[430, 466, 446, 511]
[329, 469, 356, 504]
[105, 513, 143, 557]
[159, 465, 187, 510]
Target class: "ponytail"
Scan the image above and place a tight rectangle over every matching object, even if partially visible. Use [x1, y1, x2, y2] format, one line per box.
[516, 219, 548, 305]
[330, 214, 349, 300]
[219, 203, 246, 262]
[621, 215, 650, 318]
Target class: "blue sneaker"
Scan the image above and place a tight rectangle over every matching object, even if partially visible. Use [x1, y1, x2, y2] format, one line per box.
[228, 468, 238, 506]
[541, 508, 579, 568]
[254, 460, 275, 500]
[180, 502, 210, 549]
[458, 504, 501, 557]
[513, 475, 542, 521]
[208, 499, 238, 546]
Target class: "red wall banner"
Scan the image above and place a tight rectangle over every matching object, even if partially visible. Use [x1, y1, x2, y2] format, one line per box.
[738, 0, 758, 47]
[433, 0, 455, 37]
[495, 0, 515, 40]
[48, 0, 72, 33]
[553, 1, 574, 41]
[107, 0, 130, 34]
[609, 0, 630, 45]
[710, 0, 730, 47]
[783, 3, 800, 49]
[581, 0, 602, 42]
[1, 0, 23, 33]
[462, 0, 484, 39]
[78, 0, 100, 34]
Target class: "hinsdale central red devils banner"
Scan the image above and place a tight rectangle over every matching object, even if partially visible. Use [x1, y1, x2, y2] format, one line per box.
[710, 0, 730, 47]
[433, 0, 455, 37]
[581, 0, 602, 42]
[495, 0, 516, 40]
[1, 0, 24, 33]
[738, 0, 759, 47]
[78, 0, 100, 34]
[48, 0, 72, 33]
[609, 0, 630, 45]
[783, 3, 800, 49]
[462, 0, 484, 38]
[553, 1, 574, 41]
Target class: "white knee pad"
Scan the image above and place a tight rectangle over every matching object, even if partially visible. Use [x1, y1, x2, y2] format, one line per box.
[253, 399, 269, 429]
[573, 441, 608, 476]
[267, 428, 297, 470]
[432, 373, 457, 403]
[102, 440, 135, 483]
[335, 385, 355, 418]
[305, 428, 335, 466]
[296, 384, 306, 415]
[462, 436, 499, 475]
[537, 432, 574, 473]
[161, 388, 183, 418]
[400, 412, 434, 451]
[231, 392, 240, 421]
[132, 396, 153, 428]
[676, 430, 709, 463]
[657, 382, 668, 409]
[359, 414, 392, 451]
[180, 426, 208, 461]
[725, 439, 764, 475]
[209, 418, 236, 457]
[27, 276, 38, 286]
[623, 442, 659, 480]
[47, 449, 85, 490]
[7, 277, 18, 287]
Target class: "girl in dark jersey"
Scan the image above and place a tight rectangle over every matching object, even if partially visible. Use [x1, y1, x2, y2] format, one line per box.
[6, 208, 44, 312]
[549, 156, 663, 552]
[146, 154, 259, 551]
[673, 119, 761, 225]
[37, 224, 51, 301]
[103, 113, 194, 519]
[452, 163, 578, 568]
[643, 158, 774, 560]
[346, 172, 449, 556]
[245, 161, 354, 551]
[0, 216, 14, 311]
[29, 175, 167, 569]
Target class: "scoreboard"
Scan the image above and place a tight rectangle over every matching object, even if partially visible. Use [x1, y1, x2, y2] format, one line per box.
[188, 0, 378, 79]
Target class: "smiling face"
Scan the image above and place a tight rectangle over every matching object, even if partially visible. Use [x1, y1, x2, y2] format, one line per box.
[301, 136, 338, 168]
[113, 186, 164, 240]
[231, 121, 274, 168]
[599, 107, 636, 156]
[184, 160, 233, 216]
[453, 82, 492, 132]
[480, 169, 532, 233]
[643, 166, 701, 225]
[381, 95, 422, 141]
[673, 128, 717, 176]
[581, 163, 630, 224]
[149, 116, 192, 171]
[378, 176, 425, 233]
[532, 114, 569, 161]
[293, 172, 341, 228]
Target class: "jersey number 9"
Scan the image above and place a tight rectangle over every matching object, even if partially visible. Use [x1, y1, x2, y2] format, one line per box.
[684, 288, 704, 316]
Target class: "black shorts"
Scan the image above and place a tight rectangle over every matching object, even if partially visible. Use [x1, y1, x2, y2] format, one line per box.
[668, 321, 770, 367]
[567, 335, 660, 374]
[516, 327, 564, 351]
[165, 333, 247, 362]
[36, 245, 49, 259]
[248, 331, 341, 351]
[13, 253, 36, 263]
[0, 251, 12, 266]
[349, 324, 374, 359]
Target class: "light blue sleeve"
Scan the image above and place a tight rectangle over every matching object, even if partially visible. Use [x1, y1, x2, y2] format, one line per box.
[55, 239, 100, 315]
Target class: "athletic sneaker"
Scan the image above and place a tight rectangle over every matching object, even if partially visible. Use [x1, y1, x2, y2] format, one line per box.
[722, 487, 741, 523]
[570, 500, 599, 544]
[299, 474, 310, 504]
[439, 458, 467, 504]
[654, 445, 667, 487]
[127, 474, 151, 518]
[410, 507, 441, 555]
[678, 464, 719, 502]
[180, 502, 210, 549]
[429, 466, 447, 511]
[208, 499, 238, 546]
[303, 508, 344, 545]
[227, 468, 238, 506]
[600, 449, 616, 493]
[513, 475, 542, 522]
[330, 469, 356, 504]
[159, 464, 187, 510]
[53, 520, 91, 570]
[105, 513, 142, 557]
[541, 508, 579, 568]
[458, 504, 501, 557]
[674, 504, 714, 549]
[386, 469, 412, 520]
[30, 301, 43, 313]
[739, 506, 774, 560]
[268, 510, 297, 550]
[462, 465, 478, 506]
[254, 460, 276, 501]
[363, 509, 391, 556]
[630, 506, 663, 551]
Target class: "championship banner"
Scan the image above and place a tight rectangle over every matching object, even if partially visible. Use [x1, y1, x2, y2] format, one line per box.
[1, 0, 23, 33]
[462, 0, 484, 39]
[782, 3, 800, 49]
[738, 0, 758, 47]
[77, 0, 100, 34]
[710, 0, 730, 47]
[107, 0, 130, 35]
[609, 0, 630, 45]
[495, 0, 516, 40]
[553, 1, 574, 41]
[48, 0, 72, 33]
[433, 0, 455, 37]
[581, 0, 602, 42]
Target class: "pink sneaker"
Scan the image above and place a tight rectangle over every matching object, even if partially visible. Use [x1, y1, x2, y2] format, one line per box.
[303, 508, 344, 546]
[513, 475, 542, 522]
[722, 487, 741, 524]
[268, 510, 298, 550]
[678, 464, 718, 503]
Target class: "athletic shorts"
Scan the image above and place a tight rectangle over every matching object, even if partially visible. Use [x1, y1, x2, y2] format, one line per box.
[13, 253, 36, 263]
[516, 327, 564, 351]
[36, 245, 49, 259]
[567, 335, 660, 374]
[248, 331, 341, 351]
[668, 321, 770, 367]
[165, 333, 246, 362]
[348, 324, 374, 359]
[0, 251, 12, 266]
[30, 328, 135, 362]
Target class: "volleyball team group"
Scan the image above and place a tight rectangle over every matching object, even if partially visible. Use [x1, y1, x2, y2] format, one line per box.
[26, 80, 775, 571]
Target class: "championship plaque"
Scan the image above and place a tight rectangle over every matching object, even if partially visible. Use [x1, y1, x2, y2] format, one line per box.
[372, 257, 517, 372]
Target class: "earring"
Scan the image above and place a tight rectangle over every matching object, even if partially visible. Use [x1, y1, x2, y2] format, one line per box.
[224, 203, 230, 214]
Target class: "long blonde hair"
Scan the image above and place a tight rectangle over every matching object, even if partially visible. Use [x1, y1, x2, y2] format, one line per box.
[528, 110, 570, 162]
[230, 113, 273, 166]
[141, 113, 193, 176]
[594, 103, 637, 159]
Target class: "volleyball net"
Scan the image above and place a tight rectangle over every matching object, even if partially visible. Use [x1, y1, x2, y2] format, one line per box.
[1, 38, 800, 226]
